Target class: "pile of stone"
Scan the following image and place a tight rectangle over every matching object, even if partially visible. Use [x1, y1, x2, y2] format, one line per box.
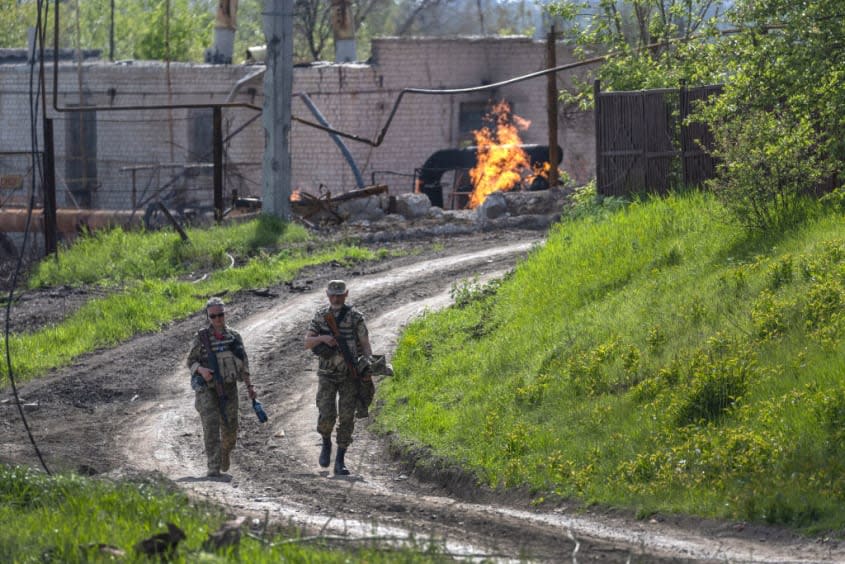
[292, 185, 576, 242]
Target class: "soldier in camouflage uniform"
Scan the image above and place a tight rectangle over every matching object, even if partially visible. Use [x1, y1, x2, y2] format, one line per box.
[304, 280, 374, 475]
[187, 297, 256, 477]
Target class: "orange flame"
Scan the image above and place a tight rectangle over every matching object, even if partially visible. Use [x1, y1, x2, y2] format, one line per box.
[290, 189, 303, 202]
[468, 101, 531, 209]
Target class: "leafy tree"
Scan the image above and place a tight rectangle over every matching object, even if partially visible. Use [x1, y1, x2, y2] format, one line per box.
[698, 0, 845, 230]
[392, 0, 539, 37]
[0, 0, 38, 49]
[0, 1, 213, 62]
[293, 0, 393, 62]
[547, 0, 729, 106]
[132, 0, 212, 61]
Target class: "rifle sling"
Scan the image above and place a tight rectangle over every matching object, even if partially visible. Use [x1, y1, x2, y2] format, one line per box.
[324, 307, 358, 379]
[199, 329, 229, 423]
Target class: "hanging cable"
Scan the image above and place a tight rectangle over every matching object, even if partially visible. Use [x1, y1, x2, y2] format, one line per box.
[4, 0, 52, 475]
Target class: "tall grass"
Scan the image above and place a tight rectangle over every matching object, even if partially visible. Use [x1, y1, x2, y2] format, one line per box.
[377, 191, 845, 531]
[0, 465, 444, 563]
[28, 215, 310, 288]
[2, 218, 376, 384]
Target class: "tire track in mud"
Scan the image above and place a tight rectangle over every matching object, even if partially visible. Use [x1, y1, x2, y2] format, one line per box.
[123, 238, 841, 563]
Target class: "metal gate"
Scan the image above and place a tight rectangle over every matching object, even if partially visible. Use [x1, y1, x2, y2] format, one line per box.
[594, 81, 722, 197]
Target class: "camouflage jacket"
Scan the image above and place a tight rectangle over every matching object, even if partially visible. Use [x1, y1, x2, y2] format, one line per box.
[187, 325, 250, 384]
[308, 304, 368, 378]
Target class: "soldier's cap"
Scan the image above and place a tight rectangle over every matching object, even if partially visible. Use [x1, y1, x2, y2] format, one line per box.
[205, 296, 225, 310]
[326, 280, 347, 295]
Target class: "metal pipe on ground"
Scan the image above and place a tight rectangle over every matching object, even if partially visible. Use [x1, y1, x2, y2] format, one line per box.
[0, 209, 143, 234]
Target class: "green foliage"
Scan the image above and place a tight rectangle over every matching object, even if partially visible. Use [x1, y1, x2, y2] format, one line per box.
[707, 109, 830, 231]
[817, 387, 845, 454]
[672, 347, 753, 426]
[548, 0, 726, 110]
[379, 193, 845, 531]
[0, 0, 216, 62]
[29, 216, 309, 288]
[696, 1, 845, 232]
[0, 464, 447, 562]
[449, 274, 507, 309]
[133, 0, 213, 61]
[561, 181, 629, 221]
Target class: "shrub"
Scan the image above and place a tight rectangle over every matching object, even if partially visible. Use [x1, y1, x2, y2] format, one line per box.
[674, 351, 753, 426]
[708, 109, 832, 232]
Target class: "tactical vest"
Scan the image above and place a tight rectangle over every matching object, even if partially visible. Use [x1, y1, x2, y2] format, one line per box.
[207, 330, 245, 384]
[214, 349, 243, 384]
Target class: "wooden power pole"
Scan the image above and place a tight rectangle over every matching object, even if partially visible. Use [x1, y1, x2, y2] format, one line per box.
[546, 25, 559, 190]
[262, 0, 293, 219]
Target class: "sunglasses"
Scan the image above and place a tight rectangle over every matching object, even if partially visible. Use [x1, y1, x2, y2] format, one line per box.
[209, 312, 225, 319]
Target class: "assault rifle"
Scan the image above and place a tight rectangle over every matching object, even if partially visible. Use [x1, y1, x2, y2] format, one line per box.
[198, 329, 229, 425]
[323, 311, 359, 380]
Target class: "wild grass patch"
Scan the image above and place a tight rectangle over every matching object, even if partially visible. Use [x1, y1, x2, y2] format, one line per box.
[378, 193, 845, 531]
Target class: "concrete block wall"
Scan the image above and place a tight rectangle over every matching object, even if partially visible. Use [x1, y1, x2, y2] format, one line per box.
[0, 37, 595, 213]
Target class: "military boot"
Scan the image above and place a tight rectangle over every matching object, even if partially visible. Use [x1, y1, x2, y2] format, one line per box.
[319, 437, 332, 468]
[334, 447, 350, 476]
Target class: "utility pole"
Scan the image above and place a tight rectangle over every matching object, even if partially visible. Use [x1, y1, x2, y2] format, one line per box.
[546, 25, 559, 190]
[262, 0, 293, 219]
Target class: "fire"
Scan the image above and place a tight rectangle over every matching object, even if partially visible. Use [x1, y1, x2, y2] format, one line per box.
[468, 101, 532, 209]
[290, 189, 303, 202]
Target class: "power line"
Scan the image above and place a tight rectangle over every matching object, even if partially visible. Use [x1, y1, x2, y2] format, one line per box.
[4, 0, 52, 476]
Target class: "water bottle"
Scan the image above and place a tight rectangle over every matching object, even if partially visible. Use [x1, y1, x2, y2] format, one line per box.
[252, 399, 268, 423]
[190, 373, 206, 391]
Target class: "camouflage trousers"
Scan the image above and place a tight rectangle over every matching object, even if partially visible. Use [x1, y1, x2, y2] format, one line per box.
[316, 375, 367, 448]
[195, 381, 239, 473]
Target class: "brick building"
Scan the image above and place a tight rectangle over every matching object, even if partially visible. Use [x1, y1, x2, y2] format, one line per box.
[0, 37, 595, 213]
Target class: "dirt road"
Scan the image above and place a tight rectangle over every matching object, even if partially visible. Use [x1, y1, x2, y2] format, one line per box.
[1, 230, 841, 562]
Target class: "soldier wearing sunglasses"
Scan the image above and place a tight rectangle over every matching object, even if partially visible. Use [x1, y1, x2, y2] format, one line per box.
[187, 297, 256, 477]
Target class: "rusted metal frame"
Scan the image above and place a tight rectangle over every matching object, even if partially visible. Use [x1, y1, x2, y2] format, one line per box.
[297, 192, 343, 223]
[325, 184, 387, 202]
[129, 118, 261, 218]
[156, 202, 189, 241]
[47, 1, 264, 229]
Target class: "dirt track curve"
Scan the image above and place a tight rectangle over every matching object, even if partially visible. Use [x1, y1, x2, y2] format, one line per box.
[2, 231, 843, 563]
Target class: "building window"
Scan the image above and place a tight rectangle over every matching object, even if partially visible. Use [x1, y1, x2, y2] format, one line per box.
[458, 101, 489, 146]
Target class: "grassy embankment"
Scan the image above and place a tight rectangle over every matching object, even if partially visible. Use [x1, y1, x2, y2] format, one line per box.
[1, 216, 380, 384]
[1, 218, 447, 562]
[377, 190, 845, 533]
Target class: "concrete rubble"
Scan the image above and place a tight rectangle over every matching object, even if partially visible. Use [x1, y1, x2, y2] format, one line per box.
[291, 184, 577, 242]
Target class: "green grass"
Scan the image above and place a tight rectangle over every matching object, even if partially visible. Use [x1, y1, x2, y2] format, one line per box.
[2, 217, 377, 384]
[28, 215, 310, 288]
[0, 464, 447, 563]
[377, 190, 845, 532]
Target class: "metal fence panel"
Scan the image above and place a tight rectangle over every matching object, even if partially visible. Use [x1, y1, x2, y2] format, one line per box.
[596, 82, 721, 197]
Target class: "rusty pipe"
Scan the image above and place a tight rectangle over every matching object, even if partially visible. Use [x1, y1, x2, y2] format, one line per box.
[0, 209, 143, 233]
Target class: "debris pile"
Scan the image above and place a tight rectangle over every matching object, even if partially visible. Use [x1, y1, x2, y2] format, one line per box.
[290, 184, 575, 242]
